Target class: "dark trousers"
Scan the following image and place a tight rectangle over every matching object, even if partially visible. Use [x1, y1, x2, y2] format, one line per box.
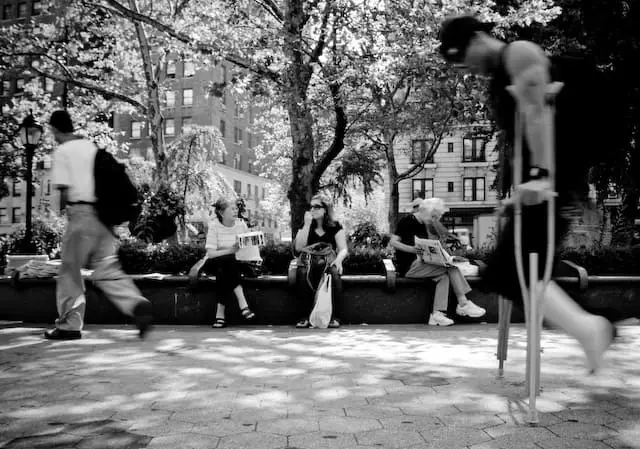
[296, 264, 342, 321]
[205, 254, 244, 307]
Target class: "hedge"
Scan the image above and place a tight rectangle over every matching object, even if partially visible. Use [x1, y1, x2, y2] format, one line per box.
[3, 235, 640, 276]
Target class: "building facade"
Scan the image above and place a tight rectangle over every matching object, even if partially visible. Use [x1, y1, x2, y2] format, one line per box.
[393, 127, 500, 248]
[113, 60, 284, 241]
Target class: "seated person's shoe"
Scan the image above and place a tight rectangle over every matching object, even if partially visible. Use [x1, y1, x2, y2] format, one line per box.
[428, 311, 454, 327]
[44, 328, 82, 340]
[133, 301, 154, 339]
[456, 300, 486, 318]
[212, 317, 227, 328]
[240, 307, 256, 321]
[328, 319, 340, 328]
[296, 319, 310, 328]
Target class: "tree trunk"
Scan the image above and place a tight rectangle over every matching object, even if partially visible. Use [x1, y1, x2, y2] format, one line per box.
[128, 0, 167, 183]
[384, 137, 400, 234]
[286, 96, 316, 235]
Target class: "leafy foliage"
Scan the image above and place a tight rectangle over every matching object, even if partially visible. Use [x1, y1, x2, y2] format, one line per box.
[0, 215, 66, 265]
[130, 184, 186, 243]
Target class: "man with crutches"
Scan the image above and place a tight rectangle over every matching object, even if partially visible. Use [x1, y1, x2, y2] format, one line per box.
[437, 16, 616, 378]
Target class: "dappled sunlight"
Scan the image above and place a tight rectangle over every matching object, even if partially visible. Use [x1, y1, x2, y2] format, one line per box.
[0, 323, 638, 448]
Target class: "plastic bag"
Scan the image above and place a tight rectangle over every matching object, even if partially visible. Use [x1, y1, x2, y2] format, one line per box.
[309, 272, 332, 329]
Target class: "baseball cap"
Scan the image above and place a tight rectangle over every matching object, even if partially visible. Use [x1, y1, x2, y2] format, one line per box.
[438, 15, 493, 63]
[49, 110, 74, 133]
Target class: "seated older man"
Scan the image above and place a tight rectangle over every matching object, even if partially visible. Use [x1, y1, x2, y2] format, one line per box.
[391, 198, 486, 326]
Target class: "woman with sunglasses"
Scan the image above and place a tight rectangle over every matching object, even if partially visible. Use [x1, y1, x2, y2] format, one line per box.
[294, 194, 348, 328]
[205, 198, 257, 328]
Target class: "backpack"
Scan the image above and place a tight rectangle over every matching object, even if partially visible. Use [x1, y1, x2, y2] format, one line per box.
[94, 149, 140, 227]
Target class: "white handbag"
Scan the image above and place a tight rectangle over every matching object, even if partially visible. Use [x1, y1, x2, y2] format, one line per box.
[309, 272, 333, 329]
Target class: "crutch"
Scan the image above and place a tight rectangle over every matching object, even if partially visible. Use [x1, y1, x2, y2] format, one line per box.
[507, 79, 563, 425]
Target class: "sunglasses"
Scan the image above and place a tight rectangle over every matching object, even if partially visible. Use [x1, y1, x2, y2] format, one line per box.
[310, 204, 325, 210]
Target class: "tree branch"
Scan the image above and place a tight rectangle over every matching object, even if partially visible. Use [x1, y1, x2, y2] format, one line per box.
[95, 0, 282, 84]
[253, 0, 283, 22]
[313, 81, 347, 187]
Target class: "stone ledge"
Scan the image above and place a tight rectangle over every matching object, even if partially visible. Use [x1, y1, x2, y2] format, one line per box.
[1, 271, 638, 326]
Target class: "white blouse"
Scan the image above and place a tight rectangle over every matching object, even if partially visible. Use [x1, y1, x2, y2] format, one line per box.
[205, 219, 261, 262]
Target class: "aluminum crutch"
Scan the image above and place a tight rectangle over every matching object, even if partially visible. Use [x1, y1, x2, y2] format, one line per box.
[508, 79, 563, 425]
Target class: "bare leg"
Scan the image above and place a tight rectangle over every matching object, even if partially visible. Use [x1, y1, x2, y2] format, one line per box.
[543, 281, 614, 373]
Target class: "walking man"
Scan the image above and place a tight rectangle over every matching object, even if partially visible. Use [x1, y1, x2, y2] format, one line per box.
[44, 110, 153, 340]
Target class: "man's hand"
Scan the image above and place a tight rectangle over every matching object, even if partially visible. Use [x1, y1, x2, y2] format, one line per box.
[514, 179, 556, 206]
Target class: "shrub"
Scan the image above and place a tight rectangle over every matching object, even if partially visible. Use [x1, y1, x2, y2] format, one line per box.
[0, 216, 66, 272]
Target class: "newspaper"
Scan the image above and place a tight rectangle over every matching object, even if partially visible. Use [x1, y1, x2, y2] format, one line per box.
[414, 237, 453, 267]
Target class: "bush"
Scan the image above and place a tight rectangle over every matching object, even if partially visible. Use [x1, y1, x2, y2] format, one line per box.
[559, 245, 640, 275]
[0, 216, 66, 272]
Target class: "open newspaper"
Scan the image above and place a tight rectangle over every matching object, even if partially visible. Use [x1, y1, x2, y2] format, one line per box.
[414, 237, 453, 267]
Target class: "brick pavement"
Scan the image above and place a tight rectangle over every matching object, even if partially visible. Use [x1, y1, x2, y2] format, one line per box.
[0, 322, 638, 449]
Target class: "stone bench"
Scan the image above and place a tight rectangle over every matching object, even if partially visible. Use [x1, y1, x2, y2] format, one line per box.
[3, 258, 635, 326]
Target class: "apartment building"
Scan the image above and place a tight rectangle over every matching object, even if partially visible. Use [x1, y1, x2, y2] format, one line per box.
[393, 127, 500, 248]
[0, 0, 60, 236]
[113, 60, 284, 241]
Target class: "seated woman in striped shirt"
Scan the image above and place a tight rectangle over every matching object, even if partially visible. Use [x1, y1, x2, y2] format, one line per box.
[206, 198, 258, 328]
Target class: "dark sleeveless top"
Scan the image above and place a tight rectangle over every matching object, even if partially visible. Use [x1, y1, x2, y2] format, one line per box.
[487, 44, 620, 203]
[306, 222, 343, 251]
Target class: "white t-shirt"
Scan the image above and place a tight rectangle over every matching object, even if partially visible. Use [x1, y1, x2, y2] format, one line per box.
[206, 218, 262, 262]
[51, 138, 98, 202]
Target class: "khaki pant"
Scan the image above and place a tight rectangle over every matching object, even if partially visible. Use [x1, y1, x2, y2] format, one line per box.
[405, 259, 471, 312]
[55, 204, 149, 331]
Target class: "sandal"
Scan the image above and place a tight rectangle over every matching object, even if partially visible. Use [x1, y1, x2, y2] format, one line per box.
[296, 319, 310, 329]
[212, 317, 227, 328]
[240, 307, 255, 320]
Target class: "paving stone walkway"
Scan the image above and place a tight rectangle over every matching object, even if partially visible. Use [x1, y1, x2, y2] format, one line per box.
[0, 322, 639, 449]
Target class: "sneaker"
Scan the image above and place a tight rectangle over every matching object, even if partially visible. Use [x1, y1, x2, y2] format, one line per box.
[456, 300, 486, 318]
[428, 311, 454, 326]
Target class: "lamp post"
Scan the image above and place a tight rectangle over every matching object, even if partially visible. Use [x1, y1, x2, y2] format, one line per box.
[17, 111, 43, 253]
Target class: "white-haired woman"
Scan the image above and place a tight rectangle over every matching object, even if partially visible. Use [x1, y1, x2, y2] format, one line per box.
[391, 198, 486, 326]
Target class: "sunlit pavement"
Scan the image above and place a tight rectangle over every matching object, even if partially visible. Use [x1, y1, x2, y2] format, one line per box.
[0, 322, 639, 449]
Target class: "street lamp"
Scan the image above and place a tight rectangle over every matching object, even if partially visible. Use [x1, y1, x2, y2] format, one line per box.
[17, 110, 43, 253]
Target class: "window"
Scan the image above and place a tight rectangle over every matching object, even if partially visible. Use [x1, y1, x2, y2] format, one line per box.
[249, 105, 254, 124]
[15, 78, 24, 94]
[447, 182, 454, 193]
[182, 88, 193, 106]
[411, 139, 434, 164]
[167, 60, 176, 78]
[233, 180, 242, 195]
[254, 185, 258, 200]
[247, 159, 253, 174]
[0, 208, 7, 224]
[247, 209, 252, 220]
[184, 61, 195, 77]
[44, 77, 54, 92]
[2, 80, 11, 96]
[165, 118, 175, 136]
[447, 142, 454, 153]
[32, 0, 42, 15]
[247, 183, 252, 197]
[3, 4, 13, 19]
[17, 3, 27, 18]
[234, 127, 243, 144]
[261, 188, 265, 200]
[219, 119, 226, 137]
[233, 153, 241, 170]
[221, 66, 227, 106]
[12, 180, 21, 197]
[46, 180, 51, 196]
[131, 121, 143, 139]
[463, 177, 486, 201]
[219, 151, 227, 165]
[165, 91, 176, 107]
[462, 137, 486, 162]
[12, 208, 21, 224]
[247, 132, 253, 148]
[182, 117, 192, 132]
[412, 178, 434, 200]
[234, 103, 243, 118]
